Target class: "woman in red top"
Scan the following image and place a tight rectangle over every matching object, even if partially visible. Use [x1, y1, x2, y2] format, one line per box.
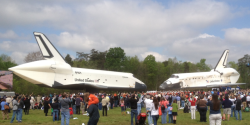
[189, 96, 197, 120]
[160, 97, 169, 124]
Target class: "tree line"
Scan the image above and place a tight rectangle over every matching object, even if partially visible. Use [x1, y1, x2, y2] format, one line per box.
[0, 48, 249, 95]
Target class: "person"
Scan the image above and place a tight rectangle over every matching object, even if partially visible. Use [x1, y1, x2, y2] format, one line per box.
[1, 98, 9, 120]
[110, 95, 114, 109]
[246, 93, 250, 108]
[160, 97, 168, 124]
[86, 93, 100, 125]
[207, 94, 222, 125]
[24, 95, 31, 115]
[98, 94, 102, 110]
[129, 94, 139, 125]
[149, 97, 159, 125]
[101, 95, 108, 116]
[59, 93, 71, 125]
[17, 96, 24, 122]
[10, 96, 20, 123]
[52, 98, 60, 121]
[114, 93, 118, 107]
[6, 96, 12, 113]
[241, 94, 247, 111]
[44, 97, 50, 116]
[229, 95, 236, 117]
[167, 104, 173, 123]
[137, 93, 142, 115]
[72, 96, 76, 114]
[144, 94, 153, 125]
[181, 94, 185, 108]
[176, 94, 181, 110]
[172, 99, 178, 124]
[235, 95, 242, 120]
[76, 95, 81, 115]
[196, 94, 207, 122]
[30, 95, 35, 110]
[120, 98, 126, 115]
[222, 94, 232, 121]
[189, 96, 197, 120]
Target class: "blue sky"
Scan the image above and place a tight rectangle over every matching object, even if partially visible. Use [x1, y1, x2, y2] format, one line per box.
[0, 0, 250, 67]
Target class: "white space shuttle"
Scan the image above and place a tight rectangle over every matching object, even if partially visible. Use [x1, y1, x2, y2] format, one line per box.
[9, 32, 146, 92]
[159, 50, 245, 90]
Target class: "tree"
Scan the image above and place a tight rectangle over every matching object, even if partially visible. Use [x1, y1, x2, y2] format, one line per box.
[196, 59, 210, 72]
[65, 54, 73, 66]
[104, 47, 125, 71]
[0, 54, 16, 70]
[75, 52, 89, 61]
[89, 49, 107, 69]
[143, 55, 157, 90]
[123, 56, 140, 74]
[24, 51, 43, 63]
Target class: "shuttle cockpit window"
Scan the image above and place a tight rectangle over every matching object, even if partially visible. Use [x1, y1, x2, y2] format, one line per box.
[170, 75, 179, 78]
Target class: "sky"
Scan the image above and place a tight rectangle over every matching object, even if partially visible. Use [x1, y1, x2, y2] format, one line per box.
[0, 0, 250, 67]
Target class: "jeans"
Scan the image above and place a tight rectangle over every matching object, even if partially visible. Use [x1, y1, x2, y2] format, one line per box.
[61, 111, 70, 125]
[53, 109, 59, 121]
[98, 103, 102, 110]
[72, 105, 76, 114]
[152, 115, 159, 125]
[76, 105, 80, 114]
[141, 101, 144, 108]
[235, 110, 242, 120]
[10, 110, 19, 123]
[115, 100, 118, 107]
[146, 108, 152, 125]
[110, 103, 113, 109]
[18, 109, 23, 121]
[231, 105, 235, 117]
[209, 114, 222, 125]
[161, 108, 167, 124]
[131, 109, 138, 125]
[137, 103, 141, 115]
[199, 107, 207, 122]
[181, 100, 185, 107]
[102, 106, 107, 116]
[177, 101, 180, 110]
[168, 114, 173, 123]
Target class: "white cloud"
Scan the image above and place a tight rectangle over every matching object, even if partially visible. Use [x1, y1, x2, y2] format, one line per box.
[224, 28, 250, 45]
[141, 51, 168, 62]
[0, 30, 18, 39]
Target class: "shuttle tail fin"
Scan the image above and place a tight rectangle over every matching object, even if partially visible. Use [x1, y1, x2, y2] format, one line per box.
[214, 50, 229, 70]
[33, 32, 65, 62]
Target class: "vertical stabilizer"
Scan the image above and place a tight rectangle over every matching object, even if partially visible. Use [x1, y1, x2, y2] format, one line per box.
[214, 50, 229, 70]
[33, 32, 65, 62]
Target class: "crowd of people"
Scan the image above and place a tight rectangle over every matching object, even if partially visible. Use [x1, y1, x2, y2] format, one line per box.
[0, 87, 250, 125]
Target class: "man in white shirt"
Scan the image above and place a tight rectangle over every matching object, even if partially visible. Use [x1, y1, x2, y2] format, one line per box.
[144, 95, 153, 125]
[246, 94, 250, 107]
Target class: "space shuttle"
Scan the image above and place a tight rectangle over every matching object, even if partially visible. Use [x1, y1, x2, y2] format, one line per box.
[159, 50, 245, 90]
[9, 32, 146, 91]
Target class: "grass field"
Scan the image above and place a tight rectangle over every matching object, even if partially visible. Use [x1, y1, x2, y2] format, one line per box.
[0, 107, 249, 125]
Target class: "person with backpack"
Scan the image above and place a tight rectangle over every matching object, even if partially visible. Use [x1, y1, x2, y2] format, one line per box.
[1, 98, 9, 120]
[160, 97, 169, 124]
[235, 95, 242, 120]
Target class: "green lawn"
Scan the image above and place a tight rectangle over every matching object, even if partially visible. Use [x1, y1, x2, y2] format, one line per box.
[0, 107, 249, 125]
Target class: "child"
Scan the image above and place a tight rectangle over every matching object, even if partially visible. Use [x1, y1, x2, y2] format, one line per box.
[167, 104, 173, 123]
[120, 98, 126, 115]
[69, 104, 73, 119]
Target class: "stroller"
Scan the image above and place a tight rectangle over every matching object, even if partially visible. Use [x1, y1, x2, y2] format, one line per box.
[136, 113, 147, 125]
[34, 102, 39, 109]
